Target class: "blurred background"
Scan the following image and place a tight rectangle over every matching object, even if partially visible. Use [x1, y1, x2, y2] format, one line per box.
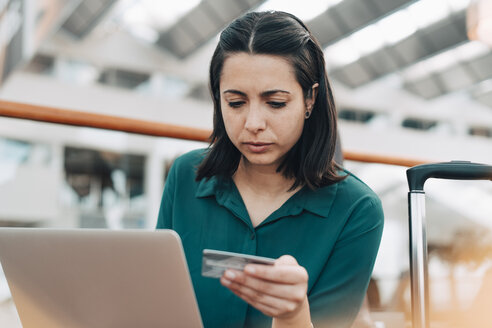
[0, 0, 491, 327]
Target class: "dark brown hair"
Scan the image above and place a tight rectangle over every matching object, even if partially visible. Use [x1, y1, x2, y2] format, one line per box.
[196, 11, 345, 189]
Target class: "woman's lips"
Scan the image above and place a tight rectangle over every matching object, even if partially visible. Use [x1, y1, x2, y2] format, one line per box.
[244, 142, 272, 153]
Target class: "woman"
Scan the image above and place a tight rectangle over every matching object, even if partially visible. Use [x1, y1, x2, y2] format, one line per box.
[157, 11, 383, 328]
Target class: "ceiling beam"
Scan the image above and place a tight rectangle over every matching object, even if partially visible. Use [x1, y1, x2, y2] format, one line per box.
[404, 52, 492, 99]
[61, 0, 118, 39]
[156, 0, 266, 58]
[308, 0, 417, 47]
[330, 10, 468, 88]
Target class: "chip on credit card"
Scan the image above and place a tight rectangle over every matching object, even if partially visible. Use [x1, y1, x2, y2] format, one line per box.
[202, 249, 276, 278]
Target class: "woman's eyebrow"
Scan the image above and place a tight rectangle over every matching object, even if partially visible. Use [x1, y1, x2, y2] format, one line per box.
[260, 89, 290, 97]
[223, 89, 247, 96]
[223, 89, 290, 97]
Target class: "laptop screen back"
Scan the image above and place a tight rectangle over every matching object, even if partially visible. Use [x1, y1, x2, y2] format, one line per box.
[0, 228, 203, 328]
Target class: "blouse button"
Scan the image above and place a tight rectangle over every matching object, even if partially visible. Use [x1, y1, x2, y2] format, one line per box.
[250, 233, 256, 240]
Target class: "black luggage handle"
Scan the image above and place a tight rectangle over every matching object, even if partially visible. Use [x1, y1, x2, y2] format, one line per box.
[407, 161, 492, 192]
[406, 160, 492, 328]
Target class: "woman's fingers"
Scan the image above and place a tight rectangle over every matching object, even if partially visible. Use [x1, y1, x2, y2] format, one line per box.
[221, 271, 305, 302]
[220, 254, 309, 319]
[275, 254, 299, 265]
[222, 269, 306, 301]
[242, 259, 308, 285]
[223, 276, 303, 317]
[231, 287, 281, 317]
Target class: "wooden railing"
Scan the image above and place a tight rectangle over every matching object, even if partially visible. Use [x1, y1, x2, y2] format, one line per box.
[0, 100, 428, 167]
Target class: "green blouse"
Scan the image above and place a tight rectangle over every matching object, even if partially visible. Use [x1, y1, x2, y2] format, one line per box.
[156, 149, 383, 328]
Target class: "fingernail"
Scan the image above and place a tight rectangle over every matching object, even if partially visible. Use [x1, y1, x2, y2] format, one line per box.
[222, 278, 231, 286]
[225, 270, 236, 279]
[245, 266, 255, 274]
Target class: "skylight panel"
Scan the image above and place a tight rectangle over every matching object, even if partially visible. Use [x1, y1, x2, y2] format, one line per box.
[416, 50, 458, 75]
[377, 10, 416, 45]
[303, 0, 475, 71]
[349, 25, 385, 56]
[257, 0, 343, 21]
[121, 0, 147, 27]
[431, 51, 461, 71]
[402, 61, 430, 81]
[119, 0, 200, 42]
[130, 0, 200, 29]
[401, 54, 454, 81]
[401, 41, 488, 81]
[407, 0, 450, 29]
[324, 38, 360, 68]
[455, 41, 490, 61]
[447, 0, 471, 12]
[476, 79, 492, 93]
[126, 25, 159, 43]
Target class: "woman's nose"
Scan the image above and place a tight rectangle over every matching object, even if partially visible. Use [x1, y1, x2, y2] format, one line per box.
[244, 105, 266, 133]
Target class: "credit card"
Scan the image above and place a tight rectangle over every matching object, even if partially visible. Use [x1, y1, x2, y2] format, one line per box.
[201, 249, 275, 278]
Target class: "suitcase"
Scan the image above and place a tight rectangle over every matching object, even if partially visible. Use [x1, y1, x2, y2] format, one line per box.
[406, 161, 492, 328]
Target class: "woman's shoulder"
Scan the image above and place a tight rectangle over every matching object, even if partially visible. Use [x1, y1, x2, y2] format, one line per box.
[171, 148, 208, 171]
[332, 169, 381, 206]
[165, 149, 208, 184]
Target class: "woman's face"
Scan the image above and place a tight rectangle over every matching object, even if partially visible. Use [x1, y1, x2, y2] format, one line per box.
[219, 53, 313, 171]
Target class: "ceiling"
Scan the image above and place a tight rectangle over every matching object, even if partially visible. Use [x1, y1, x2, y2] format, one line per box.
[5, 0, 492, 138]
[1, 0, 491, 250]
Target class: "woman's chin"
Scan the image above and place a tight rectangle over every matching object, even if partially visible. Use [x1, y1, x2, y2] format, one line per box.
[241, 154, 281, 168]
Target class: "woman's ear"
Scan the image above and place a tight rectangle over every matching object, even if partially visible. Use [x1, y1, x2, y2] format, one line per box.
[306, 83, 319, 110]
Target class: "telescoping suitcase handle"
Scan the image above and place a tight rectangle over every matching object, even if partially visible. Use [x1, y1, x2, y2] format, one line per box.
[407, 161, 492, 191]
[406, 161, 492, 328]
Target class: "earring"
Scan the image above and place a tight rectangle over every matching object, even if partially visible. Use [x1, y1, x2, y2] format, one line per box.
[305, 111, 311, 119]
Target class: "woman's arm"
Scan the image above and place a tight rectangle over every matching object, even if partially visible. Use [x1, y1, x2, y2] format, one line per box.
[156, 161, 177, 230]
[308, 197, 384, 327]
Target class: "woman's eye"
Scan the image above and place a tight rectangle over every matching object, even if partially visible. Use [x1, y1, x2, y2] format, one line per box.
[228, 101, 245, 108]
[268, 101, 286, 109]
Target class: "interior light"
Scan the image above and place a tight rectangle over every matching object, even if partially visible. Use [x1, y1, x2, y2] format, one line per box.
[467, 0, 492, 46]
[257, 0, 343, 21]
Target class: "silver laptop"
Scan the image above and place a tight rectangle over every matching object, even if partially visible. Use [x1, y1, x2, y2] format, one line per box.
[0, 228, 203, 328]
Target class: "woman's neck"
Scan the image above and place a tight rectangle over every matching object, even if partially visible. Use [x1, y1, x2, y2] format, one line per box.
[232, 157, 296, 197]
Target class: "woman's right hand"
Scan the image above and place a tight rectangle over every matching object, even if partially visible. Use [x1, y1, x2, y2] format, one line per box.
[221, 255, 312, 327]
